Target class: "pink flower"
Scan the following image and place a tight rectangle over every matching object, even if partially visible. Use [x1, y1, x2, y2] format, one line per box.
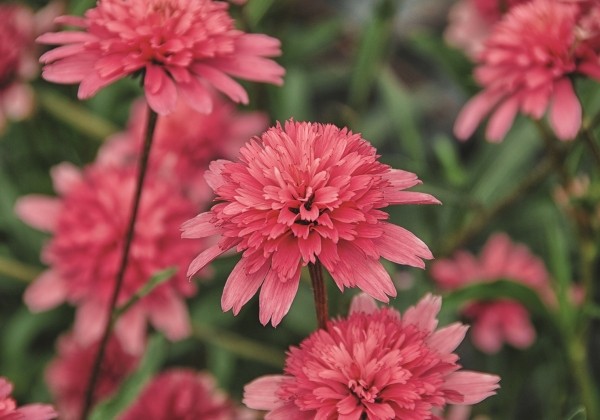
[98, 93, 268, 204]
[16, 162, 203, 354]
[431, 233, 553, 353]
[243, 294, 500, 419]
[454, 0, 600, 142]
[0, 376, 56, 420]
[46, 333, 139, 420]
[182, 120, 440, 326]
[37, 0, 285, 115]
[0, 2, 61, 133]
[444, 0, 530, 59]
[119, 369, 238, 420]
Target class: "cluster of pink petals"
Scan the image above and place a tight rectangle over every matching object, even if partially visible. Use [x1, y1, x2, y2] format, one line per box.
[119, 369, 243, 420]
[444, 0, 530, 59]
[431, 233, 553, 353]
[38, 0, 285, 115]
[16, 162, 203, 354]
[243, 294, 500, 419]
[0, 376, 56, 420]
[45, 333, 139, 420]
[0, 2, 60, 133]
[98, 92, 268, 204]
[182, 119, 440, 326]
[454, 0, 600, 142]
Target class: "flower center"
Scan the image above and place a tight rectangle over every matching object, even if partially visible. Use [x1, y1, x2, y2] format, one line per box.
[348, 379, 380, 404]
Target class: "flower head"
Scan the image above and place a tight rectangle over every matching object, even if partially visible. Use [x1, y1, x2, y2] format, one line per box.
[98, 93, 268, 203]
[243, 294, 500, 419]
[16, 162, 203, 353]
[431, 233, 552, 353]
[38, 0, 285, 114]
[454, 0, 600, 141]
[0, 376, 57, 420]
[119, 369, 240, 420]
[182, 120, 440, 326]
[46, 333, 139, 420]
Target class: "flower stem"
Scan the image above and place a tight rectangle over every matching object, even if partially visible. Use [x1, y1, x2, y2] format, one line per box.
[79, 107, 159, 420]
[308, 259, 329, 330]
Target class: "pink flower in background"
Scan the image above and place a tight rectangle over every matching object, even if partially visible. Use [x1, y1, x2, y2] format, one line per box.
[444, 0, 530, 59]
[98, 93, 268, 204]
[16, 163, 203, 354]
[243, 294, 500, 419]
[0, 376, 56, 420]
[46, 333, 139, 420]
[431, 233, 553, 353]
[38, 0, 285, 115]
[119, 369, 239, 420]
[182, 120, 440, 326]
[0, 2, 61, 133]
[454, 0, 600, 142]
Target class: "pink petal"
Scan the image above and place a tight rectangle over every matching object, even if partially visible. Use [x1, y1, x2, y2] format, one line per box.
[222, 257, 269, 315]
[144, 65, 178, 115]
[15, 404, 58, 420]
[258, 268, 300, 326]
[14, 195, 61, 232]
[485, 95, 520, 142]
[180, 212, 221, 238]
[426, 322, 469, 354]
[235, 34, 282, 56]
[349, 293, 378, 315]
[114, 306, 147, 355]
[73, 301, 106, 345]
[243, 375, 287, 411]
[374, 223, 433, 268]
[454, 90, 503, 140]
[147, 289, 191, 341]
[50, 162, 82, 196]
[192, 64, 249, 104]
[24, 270, 67, 311]
[549, 78, 581, 141]
[78, 70, 124, 99]
[177, 77, 213, 114]
[187, 243, 230, 277]
[442, 371, 500, 404]
[402, 293, 441, 333]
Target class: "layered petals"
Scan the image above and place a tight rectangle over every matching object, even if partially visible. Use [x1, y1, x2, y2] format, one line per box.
[182, 120, 440, 325]
[244, 294, 500, 419]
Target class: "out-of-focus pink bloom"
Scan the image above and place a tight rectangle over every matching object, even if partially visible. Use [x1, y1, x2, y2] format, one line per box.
[16, 162, 203, 354]
[38, 0, 285, 115]
[0, 376, 57, 420]
[182, 120, 440, 326]
[98, 93, 268, 204]
[243, 294, 500, 419]
[119, 369, 238, 420]
[0, 2, 61, 133]
[431, 233, 553, 353]
[445, 0, 531, 59]
[46, 333, 139, 420]
[454, 0, 600, 142]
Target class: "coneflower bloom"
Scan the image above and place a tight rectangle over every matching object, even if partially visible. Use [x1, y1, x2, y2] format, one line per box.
[98, 93, 267, 204]
[243, 294, 500, 419]
[0, 377, 56, 420]
[16, 163, 203, 354]
[454, 0, 600, 142]
[46, 333, 139, 420]
[37, 0, 285, 115]
[182, 120, 440, 326]
[119, 370, 243, 420]
[431, 233, 553, 353]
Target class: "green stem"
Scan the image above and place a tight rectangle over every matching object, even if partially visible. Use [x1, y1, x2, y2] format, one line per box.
[79, 107, 158, 420]
[308, 259, 329, 330]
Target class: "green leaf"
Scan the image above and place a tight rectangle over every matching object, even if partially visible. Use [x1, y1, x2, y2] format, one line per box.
[432, 134, 468, 187]
[442, 279, 549, 317]
[89, 335, 167, 420]
[566, 406, 587, 420]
